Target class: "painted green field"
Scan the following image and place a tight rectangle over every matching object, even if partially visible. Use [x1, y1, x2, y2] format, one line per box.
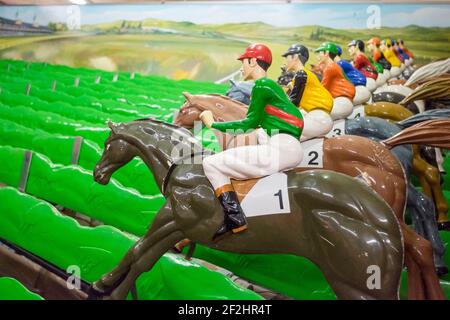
[1, 18, 449, 81]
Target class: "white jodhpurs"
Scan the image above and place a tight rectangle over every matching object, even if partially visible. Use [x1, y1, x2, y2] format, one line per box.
[203, 131, 303, 190]
[400, 63, 406, 71]
[390, 66, 402, 78]
[353, 85, 371, 105]
[375, 73, 387, 87]
[365, 78, 377, 92]
[383, 69, 391, 80]
[330, 96, 354, 120]
[300, 109, 333, 141]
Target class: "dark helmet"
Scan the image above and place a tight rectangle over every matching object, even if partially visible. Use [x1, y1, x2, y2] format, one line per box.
[282, 44, 309, 64]
[348, 39, 365, 52]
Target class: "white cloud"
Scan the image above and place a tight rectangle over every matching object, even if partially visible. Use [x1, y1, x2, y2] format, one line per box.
[381, 6, 450, 27]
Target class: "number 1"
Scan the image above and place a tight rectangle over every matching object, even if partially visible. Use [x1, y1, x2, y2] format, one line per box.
[274, 189, 284, 209]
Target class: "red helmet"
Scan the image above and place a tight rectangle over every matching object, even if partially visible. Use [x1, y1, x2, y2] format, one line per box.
[238, 43, 272, 66]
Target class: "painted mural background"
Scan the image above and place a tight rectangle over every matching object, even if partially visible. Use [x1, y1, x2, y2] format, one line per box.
[0, 3, 449, 82]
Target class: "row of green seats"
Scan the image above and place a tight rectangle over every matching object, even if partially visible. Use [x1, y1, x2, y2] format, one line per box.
[0, 187, 261, 299]
[1, 59, 227, 96]
[0, 89, 137, 125]
[1, 71, 185, 110]
[0, 145, 163, 235]
[0, 119, 161, 195]
[0, 278, 44, 300]
[0, 82, 151, 120]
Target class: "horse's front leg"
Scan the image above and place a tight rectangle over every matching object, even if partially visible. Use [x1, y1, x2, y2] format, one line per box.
[92, 202, 177, 294]
[109, 229, 185, 300]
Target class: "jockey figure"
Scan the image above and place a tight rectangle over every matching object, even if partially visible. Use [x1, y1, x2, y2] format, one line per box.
[397, 39, 414, 65]
[367, 37, 392, 80]
[381, 39, 403, 78]
[347, 40, 379, 91]
[281, 44, 334, 141]
[334, 44, 371, 105]
[200, 44, 304, 240]
[314, 42, 356, 120]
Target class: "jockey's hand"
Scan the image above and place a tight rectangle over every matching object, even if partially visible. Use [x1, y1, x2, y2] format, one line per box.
[199, 110, 214, 128]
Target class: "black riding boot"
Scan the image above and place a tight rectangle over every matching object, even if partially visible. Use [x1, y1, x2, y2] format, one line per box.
[213, 191, 248, 241]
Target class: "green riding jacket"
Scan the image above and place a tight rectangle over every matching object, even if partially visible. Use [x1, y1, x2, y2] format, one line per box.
[212, 77, 304, 139]
[369, 57, 384, 74]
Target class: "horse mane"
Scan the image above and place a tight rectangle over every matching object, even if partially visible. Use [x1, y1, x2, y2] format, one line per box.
[404, 58, 450, 87]
[400, 77, 450, 105]
[397, 109, 450, 128]
[132, 118, 196, 137]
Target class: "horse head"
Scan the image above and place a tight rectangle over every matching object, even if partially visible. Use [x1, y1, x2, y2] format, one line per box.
[173, 92, 249, 129]
[173, 92, 204, 128]
[94, 119, 203, 185]
[94, 121, 141, 185]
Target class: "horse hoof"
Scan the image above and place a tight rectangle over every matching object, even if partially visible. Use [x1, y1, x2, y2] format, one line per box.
[437, 221, 450, 231]
[436, 266, 449, 277]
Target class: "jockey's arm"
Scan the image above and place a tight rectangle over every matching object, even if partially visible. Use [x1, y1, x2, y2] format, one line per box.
[289, 70, 307, 107]
[320, 65, 334, 91]
[353, 54, 365, 70]
[211, 84, 266, 133]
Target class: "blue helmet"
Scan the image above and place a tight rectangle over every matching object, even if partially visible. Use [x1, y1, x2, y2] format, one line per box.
[336, 45, 343, 56]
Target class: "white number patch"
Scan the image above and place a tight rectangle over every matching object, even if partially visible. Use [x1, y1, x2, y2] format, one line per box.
[326, 119, 346, 138]
[297, 138, 324, 168]
[241, 173, 291, 217]
[347, 105, 365, 119]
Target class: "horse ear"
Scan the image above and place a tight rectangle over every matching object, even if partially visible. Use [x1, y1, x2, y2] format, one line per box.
[183, 92, 193, 102]
[108, 120, 117, 133]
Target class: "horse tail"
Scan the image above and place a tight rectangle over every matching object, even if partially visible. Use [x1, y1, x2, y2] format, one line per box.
[404, 58, 450, 87]
[400, 77, 450, 106]
[397, 109, 450, 128]
[382, 119, 450, 149]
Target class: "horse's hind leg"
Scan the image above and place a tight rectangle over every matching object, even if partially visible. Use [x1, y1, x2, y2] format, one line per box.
[401, 223, 445, 300]
[307, 210, 402, 300]
[407, 185, 448, 276]
[93, 203, 176, 293]
[109, 230, 185, 300]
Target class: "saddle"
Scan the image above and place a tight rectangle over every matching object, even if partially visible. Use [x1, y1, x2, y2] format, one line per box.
[231, 178, 260, 203]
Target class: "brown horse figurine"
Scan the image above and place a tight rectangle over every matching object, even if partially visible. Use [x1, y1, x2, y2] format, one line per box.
[174, 93, 446, 299]
[365, 100, 449, 226]
[90, 119, 405, 300]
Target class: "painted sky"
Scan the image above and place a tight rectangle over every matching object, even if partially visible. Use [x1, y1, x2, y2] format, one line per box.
[0, 3, 449, 29]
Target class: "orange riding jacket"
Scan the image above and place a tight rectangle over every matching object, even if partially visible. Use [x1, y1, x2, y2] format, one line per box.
[321, 61, 355, 100]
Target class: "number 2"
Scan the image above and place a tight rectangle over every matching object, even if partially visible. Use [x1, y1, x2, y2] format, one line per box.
[308, 151, 319, 165]
[333, 128, 342, 136]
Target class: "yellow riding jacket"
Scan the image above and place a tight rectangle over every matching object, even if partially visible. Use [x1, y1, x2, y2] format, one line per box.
[290, 68, 333, 113]
[383, 49, 402, 67]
